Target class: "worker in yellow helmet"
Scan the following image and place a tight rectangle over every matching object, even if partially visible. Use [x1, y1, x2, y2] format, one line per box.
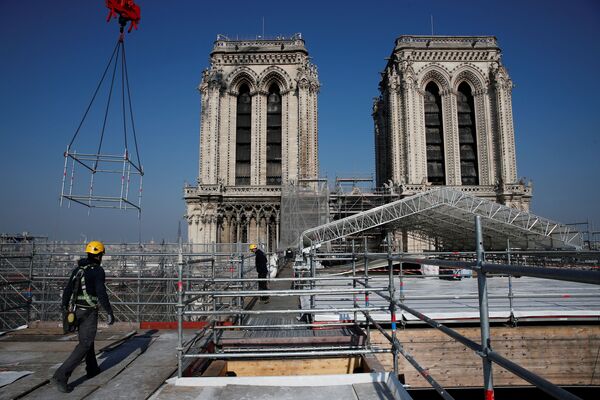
[51, 241, 114, 393]
[249, 244, 269, 303]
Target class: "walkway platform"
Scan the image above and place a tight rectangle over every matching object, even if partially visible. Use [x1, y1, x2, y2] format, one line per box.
[219, 261, 365, 349]
[151, 373, 408, 399]
[0, 326, 204, 400]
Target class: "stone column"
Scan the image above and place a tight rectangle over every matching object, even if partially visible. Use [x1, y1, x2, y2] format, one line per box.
[209, 216, 216, 245]
[473, 88, 491, 185]
[256, 215, 263, 245]
[396, 61, 415, 185]
[249, 215, 257, 244]
[222, 92, 236, 186]
[396, 82, 408, 184]
[275, 213, 280, 250]
[281, 89, 289, 183]
[188, 215, 196, 243]
[200, 82, 221, 184]
[268, 223, 272, 253]
[250, 90, 263, 186]
[222, 217, 229, 244]
[297, 79, 310, 178]
[387, 80, 401, 182]
[409, 85, 425, 184]
[441, 88, 460, 185]
[308, 83, 319, 178]
[257, 90, 268, 185]
[493, 66, 517, 183]
[228, 215, 234, 244]
[198, 85, 208, 183]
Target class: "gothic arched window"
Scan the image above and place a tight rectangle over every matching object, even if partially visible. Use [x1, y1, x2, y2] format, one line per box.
[457, 82, 479, 185]
[235, 84, 251, 185]
[266, 83, 282, 185]
[424, 82, 445, 185]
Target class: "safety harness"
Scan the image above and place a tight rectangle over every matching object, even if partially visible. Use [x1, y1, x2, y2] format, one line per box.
[70, 265, 99, 309]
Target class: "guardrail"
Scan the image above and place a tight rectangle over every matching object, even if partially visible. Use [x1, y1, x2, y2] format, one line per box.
[176, 216, 596, 400]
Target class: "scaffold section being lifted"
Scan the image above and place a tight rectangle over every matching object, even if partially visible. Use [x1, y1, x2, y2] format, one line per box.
[60, 1, 143, 214]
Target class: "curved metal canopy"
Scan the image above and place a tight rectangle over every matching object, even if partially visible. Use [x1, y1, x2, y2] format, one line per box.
[301, 187, 583, 251]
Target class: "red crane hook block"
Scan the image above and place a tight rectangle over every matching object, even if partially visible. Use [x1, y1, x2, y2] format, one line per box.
[106, 0, 141, 33]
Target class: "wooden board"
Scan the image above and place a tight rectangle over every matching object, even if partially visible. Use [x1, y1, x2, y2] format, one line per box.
[85, 332, 182, 400]
[201, 360, 227, 377]
[227, 357, 363, 376]
[2, 331, 146, 400]
[369, 325, 600, 388]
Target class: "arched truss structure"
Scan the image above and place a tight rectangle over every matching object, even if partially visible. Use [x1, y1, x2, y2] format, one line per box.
[301, 187, 583, 251]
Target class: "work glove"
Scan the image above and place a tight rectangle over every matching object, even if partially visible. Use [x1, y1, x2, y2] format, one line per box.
[107, 313, 115, 325]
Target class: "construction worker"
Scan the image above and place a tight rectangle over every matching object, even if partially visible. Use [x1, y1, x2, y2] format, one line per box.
[249, 243, 269, 303]
[51, 241, 114, 393]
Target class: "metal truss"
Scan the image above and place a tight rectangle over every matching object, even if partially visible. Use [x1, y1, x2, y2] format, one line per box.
[301, 187, 583, 250]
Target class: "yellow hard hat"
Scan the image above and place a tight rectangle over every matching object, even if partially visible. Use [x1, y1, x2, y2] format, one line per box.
[85, 241, 105, 255]
[249, 244, 258, 251]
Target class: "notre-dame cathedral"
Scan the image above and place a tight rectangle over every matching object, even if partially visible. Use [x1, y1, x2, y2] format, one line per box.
[373, 35, 531, 207]
[185, 34, 531, 247]
[184, 34, 319, 248]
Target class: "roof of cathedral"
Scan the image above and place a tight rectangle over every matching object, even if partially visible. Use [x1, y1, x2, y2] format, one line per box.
[394, 35, 499, 51]
[211, 33, 307, 55]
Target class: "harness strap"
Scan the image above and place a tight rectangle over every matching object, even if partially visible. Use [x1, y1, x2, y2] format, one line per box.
[71, 265, 99, 308]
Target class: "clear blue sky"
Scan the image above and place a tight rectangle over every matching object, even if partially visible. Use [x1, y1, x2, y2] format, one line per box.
[1, 0, 598, 243]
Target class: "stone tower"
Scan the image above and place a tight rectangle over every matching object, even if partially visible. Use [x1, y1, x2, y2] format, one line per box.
[185, 34, 320, 248]
[373, 35, 531, 209]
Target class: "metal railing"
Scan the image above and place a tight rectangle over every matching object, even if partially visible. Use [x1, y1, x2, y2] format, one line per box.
[1, 236, 597, 399]
[0, 242, 255, 330]
[176, 217, 598, 400]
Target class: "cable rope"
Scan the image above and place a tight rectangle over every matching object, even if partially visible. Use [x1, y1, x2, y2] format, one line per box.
[68, 40, 120, 149]
[121, 41, 128, 154]
[94, 42, 121, 171]
[122, 42, 142, 171]
[62, 23, 143, 215]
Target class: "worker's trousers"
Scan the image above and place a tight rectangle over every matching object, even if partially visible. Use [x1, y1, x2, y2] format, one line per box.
[53, 307, 99, 382]
[258, 271, 269, 301]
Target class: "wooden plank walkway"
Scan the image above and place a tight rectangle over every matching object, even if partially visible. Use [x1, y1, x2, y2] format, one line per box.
[0, 327, 140, 400]
[219, 261, 364, 348]
[0, 327, 187, 400]
[86, 332, 180, 400]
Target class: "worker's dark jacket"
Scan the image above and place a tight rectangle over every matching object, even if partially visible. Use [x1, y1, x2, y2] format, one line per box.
[62, 258, 113, 314]
[254, 249, 268, 275]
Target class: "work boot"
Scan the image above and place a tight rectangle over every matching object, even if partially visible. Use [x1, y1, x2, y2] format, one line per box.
[50, 377, 73, 393]
[86, 367, 102, 379]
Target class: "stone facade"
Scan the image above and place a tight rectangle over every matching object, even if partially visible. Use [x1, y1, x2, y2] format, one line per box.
[186, 34, 533, 249]
[185, 34, 320, 248]
[373, 36, 532, 209]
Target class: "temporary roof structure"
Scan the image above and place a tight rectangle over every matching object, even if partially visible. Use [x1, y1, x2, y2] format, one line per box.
[301, 187, 583, 251]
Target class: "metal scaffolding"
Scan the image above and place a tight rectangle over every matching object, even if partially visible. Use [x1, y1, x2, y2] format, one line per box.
[59, 33, 144, 214]
[176, 217, 597, 400]
[302, 187, 583, 251]
[278, 179, 329, 250]
[1, 231, 597, 399]
[0, 241, 258, 331]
